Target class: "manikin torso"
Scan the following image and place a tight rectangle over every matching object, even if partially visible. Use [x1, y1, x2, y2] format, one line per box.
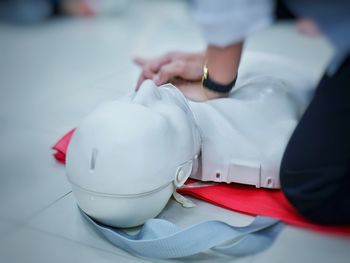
[186, 52, 315, 188]
[189, 77, 299, 188]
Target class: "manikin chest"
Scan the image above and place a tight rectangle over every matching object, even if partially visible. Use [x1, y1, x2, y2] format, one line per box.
[188, 75, 311, 189]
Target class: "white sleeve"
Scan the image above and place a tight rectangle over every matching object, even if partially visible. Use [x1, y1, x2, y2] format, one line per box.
[191, 0, 275, 47]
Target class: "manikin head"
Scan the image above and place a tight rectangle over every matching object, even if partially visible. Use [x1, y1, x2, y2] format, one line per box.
[66, 80, 201, 227]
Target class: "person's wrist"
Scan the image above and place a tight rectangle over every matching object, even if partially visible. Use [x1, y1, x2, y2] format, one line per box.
[201, 63, 237, 95]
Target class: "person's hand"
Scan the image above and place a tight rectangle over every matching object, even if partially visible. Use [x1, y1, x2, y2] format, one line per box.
[170, 79, 207, 102]
[134, 51, 205, 91]
[134, 51, 229, 101]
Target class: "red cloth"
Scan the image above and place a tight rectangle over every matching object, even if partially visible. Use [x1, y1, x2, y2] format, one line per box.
[53, 130, 350, 235]
[52, 129, 75, 164]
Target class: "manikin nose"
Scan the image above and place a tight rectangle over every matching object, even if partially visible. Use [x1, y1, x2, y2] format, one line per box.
[133, 80, 161, 107]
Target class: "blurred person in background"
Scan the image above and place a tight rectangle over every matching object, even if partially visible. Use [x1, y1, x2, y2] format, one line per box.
[135, 0, 350, 225]
[0, 0, 126, 23]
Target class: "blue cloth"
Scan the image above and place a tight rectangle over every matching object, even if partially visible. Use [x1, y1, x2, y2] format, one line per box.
[79, 207, 284, 259]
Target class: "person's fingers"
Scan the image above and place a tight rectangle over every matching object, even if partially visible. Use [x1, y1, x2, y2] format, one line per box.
[155, 61, 204, 85]
[133, 57, 147, 66]
[140, 55, 172, 73]
[135, 75, 145, 91]
[134, 51, 205, 89]
[153, 61, 185, 85]
[135, 67, 155, 91]
[134, 55, 172, 72]
[149, 56, 172, 72]
[142, 67, 155, 79]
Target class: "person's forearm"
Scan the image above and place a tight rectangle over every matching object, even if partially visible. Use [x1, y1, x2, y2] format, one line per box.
[203, 42, 243, 99]
[206, 42, 242, 83]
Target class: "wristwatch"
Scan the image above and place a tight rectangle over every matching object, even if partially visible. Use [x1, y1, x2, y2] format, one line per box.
[201, 63, 237, 94]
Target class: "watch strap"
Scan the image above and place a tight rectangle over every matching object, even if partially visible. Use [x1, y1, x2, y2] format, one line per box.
[203, 71, 237, 93]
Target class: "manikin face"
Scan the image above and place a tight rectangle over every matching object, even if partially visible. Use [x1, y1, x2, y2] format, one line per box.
[129, 80, 198, 137]
[65, 80, 201, 228]
[128, 80, 201, 163]
[66, 80, 200, 197]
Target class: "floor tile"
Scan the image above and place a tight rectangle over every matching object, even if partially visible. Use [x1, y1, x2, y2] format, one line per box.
[0, 128, 71, 221]
[0, 219, 18, 239]
[252, 226, 350, 263]
[0, 227, 147, 263]
[28, 193, 132, 257]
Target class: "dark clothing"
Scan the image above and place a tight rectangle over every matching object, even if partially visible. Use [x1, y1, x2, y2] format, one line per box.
[280, 55, 350, 225]
[275, 0, 296, 20]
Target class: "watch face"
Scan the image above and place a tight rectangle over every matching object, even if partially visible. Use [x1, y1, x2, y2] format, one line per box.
[203, 64, 208, 78]
[202, 64, 208, 83]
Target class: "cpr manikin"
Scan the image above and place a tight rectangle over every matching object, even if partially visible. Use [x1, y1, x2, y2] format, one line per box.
[66, 52, 314, 228]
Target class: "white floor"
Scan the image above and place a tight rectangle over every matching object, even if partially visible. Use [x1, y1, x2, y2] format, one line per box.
[0, 0, 349, 262]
